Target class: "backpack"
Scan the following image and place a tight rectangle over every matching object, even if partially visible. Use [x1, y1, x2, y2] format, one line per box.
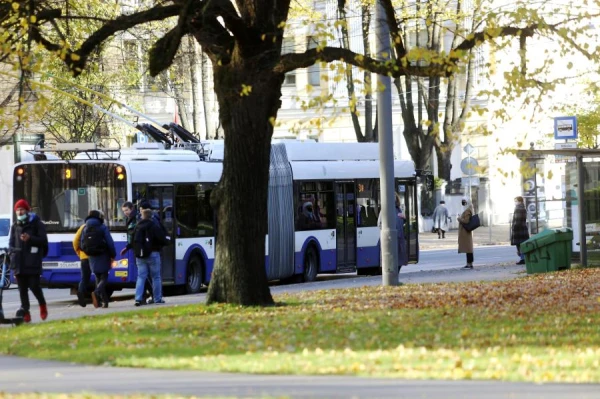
[81, 224, 108, 256]
[133, 223, 153, 259]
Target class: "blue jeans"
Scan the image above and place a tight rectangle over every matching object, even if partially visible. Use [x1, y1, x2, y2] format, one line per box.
[135, 252, 162, 303]
[78, 258, 91, 294]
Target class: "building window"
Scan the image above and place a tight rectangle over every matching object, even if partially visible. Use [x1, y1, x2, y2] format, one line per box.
[307, 36, 320, 87]
[282, 37, 296, 87]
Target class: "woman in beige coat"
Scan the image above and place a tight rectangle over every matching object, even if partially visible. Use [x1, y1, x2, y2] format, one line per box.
[457, 197, 474, 269]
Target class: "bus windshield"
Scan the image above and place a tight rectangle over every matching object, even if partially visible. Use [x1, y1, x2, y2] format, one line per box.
[13, 163, 128, 232]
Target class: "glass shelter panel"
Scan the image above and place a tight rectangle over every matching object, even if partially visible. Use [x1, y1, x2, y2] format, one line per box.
[581, 161, 600, 265]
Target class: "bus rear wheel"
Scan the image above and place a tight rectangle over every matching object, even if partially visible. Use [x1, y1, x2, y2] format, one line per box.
[303, 246, 319, 282]
[186, 255, 204, 294]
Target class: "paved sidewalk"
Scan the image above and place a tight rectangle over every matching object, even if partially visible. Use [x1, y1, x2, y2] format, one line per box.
[420, 223, 511, 250]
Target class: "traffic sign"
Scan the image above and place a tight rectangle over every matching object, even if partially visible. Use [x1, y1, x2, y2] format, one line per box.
[554, 116, 578, 139]
[554, 142, 577, 149]
[137, 132, 148, 143]
[460, 157, 478, 176]
[463, 143, 475, 155]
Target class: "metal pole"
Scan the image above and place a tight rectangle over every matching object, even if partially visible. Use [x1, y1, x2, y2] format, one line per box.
[487, 179, 492, 243]
[577, 154, 587, 267]
[468, 152, 472, 202]
[376, 0, 399, 286]
[534, 163, 539, 233]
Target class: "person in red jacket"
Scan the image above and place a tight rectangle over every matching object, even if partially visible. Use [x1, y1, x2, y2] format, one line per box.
[9, 199, 48, 323]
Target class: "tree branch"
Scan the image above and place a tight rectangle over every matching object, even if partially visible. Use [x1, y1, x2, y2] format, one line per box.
[79, 5, 180, 55]
[277, 47, 450, 78]
[60, 5, 180, 75]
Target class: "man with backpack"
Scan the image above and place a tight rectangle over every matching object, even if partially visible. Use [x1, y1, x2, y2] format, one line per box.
[130, 208, 169, 306]
[138, 200, 167, 236]
[80, 210, 116, 308]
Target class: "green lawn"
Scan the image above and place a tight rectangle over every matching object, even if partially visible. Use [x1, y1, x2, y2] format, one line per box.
[0, 395, 256, 399]
[1, 268, 599, 383]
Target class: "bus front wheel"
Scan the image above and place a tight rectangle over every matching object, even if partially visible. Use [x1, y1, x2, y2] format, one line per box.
[303, 246, 319, 282]
[186, 255, 204, 294]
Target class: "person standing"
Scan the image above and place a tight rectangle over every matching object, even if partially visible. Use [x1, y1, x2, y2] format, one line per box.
[81, 210, 116, 308]
[139, 200, 164, 231]
[9, 199, 48, 323]
[457, 197, 475, 269]
[120, 201, 137, 257]
[137, 199, 168, 304]
[377, 194, 408, 269]
[131, 209, 170, 306]
[432, 200, 450, 239]
[511, 196, 530, 265]
[395, 196, 408, 268]
[72, 224, 92, 307]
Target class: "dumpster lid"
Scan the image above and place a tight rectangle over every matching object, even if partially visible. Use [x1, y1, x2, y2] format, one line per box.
[520, 228, 573, 254]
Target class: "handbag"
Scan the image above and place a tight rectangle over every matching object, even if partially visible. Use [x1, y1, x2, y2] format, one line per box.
[462, 214, 481, 232]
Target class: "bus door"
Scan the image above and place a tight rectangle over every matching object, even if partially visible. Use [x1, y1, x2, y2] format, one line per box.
[396, 179, 419, 263]
[335, 182, 356, 271]
[146, 185, 175, 282]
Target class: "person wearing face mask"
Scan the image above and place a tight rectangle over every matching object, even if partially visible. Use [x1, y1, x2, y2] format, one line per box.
[457, 197, 475, 269]
[511, 196, 529, 265]
[9, 199, 48, 323]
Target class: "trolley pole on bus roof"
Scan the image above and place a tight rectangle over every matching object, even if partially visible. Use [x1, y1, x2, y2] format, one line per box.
[376, 0, 399, 286]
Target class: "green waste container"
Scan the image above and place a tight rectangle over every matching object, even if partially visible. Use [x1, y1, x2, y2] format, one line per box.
[520, 228, 573, 274]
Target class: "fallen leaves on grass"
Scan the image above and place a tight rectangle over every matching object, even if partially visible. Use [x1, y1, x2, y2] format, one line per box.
[282, 268, 600, 315]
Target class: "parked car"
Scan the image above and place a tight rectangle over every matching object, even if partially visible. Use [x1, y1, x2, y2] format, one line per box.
[0, 214, 10, 250]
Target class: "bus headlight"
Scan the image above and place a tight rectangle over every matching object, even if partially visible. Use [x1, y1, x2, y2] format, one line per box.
[112, 259, 128, 268]
[115, 165, 125, 181]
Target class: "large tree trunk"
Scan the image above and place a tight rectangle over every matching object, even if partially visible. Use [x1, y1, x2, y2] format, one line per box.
[206, 66, 281, 306]
[436, 147, 453, 182]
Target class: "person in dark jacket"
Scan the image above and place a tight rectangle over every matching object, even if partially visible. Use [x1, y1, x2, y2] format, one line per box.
[9, 199, 48, 323]
[138, 199, 169, 304]
[129, 209, 169, 306]
[377, 194, 408, 268]
[81, 210, 116, 308]
[138, 200, 165, 231]
[120, 201, 136, 257]
[511, 196, 530, 265]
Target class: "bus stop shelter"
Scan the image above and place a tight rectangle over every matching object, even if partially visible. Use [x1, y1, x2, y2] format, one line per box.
[516, 146, 600, 267]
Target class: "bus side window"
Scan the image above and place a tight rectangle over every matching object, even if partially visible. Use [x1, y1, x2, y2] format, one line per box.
[317, 191, 335, 229]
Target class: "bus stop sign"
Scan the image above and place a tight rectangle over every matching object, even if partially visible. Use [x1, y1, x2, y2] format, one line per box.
[554, 116, 577, 140]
